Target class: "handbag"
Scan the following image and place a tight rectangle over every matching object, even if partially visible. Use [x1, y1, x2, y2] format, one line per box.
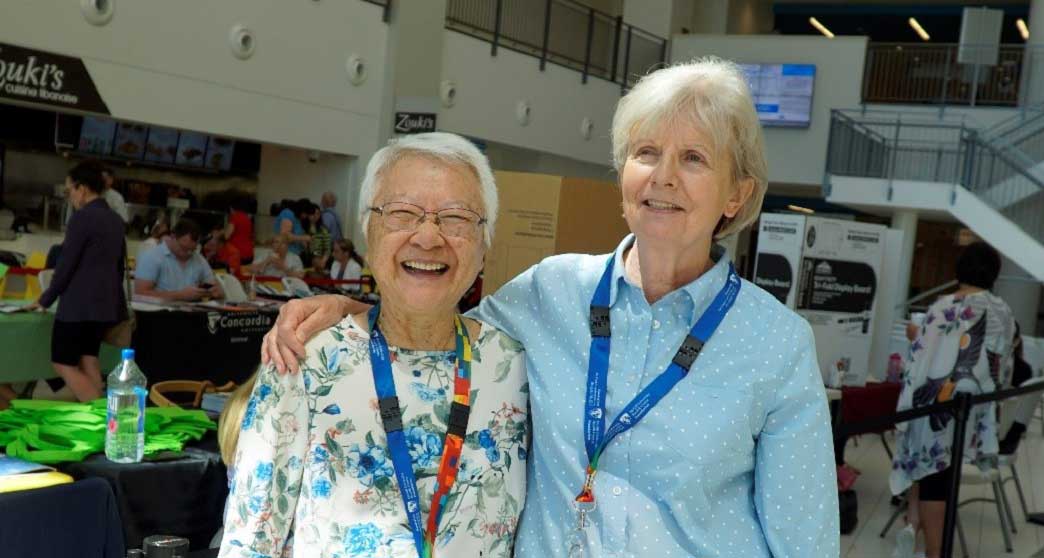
[103, 241, 136, 348]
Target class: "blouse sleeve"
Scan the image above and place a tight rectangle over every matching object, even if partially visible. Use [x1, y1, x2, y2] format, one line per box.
[753, 319, 840, 557]
[219, 363, 309, 558]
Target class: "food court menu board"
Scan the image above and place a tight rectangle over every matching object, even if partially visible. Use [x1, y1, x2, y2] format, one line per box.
[205, 137, 235, 171]
[78, 116, 117, 156]
[176, 132, 208, 168]
[740, 63, 816, 128]
[144, 126, 178, 165]
[113, 122, 148, 159]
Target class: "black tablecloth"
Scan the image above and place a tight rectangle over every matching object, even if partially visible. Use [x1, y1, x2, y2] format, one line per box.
[0, 477, 125, 558]
[132, 308, 277, 385]
[61, 438, 228, 551]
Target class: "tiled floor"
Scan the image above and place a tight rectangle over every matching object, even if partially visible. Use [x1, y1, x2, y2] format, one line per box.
[841, 428, 1044, 558]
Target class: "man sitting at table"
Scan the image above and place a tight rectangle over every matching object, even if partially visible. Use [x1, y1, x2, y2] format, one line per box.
[248, 235, 303, 279]
[135, 218, 224, 301]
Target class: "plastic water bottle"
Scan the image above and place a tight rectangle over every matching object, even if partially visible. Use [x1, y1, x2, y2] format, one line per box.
[106, 349, 147, 463]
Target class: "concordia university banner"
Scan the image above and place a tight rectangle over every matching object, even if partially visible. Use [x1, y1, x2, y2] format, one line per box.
[0, 42, 109, 114]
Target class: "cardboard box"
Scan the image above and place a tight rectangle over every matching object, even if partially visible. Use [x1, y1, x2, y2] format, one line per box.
[483, 171, 631, 295]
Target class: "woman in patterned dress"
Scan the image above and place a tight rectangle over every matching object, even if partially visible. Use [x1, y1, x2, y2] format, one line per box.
[220, 133, 528, 558]
[891, 241, 1016, 558]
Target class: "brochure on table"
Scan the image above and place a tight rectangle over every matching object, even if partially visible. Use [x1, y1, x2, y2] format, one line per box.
[794, 217, 887, 386]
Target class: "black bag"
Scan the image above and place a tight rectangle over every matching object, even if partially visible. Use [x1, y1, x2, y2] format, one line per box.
[839, 489, 858, 534]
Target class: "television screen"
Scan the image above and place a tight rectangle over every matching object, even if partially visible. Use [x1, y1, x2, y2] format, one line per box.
[204, 136, 235, 171]
[741, 63, 816, 128]
[176, 132, 208, 167]
[144, 126, 179, 165]
[78, 116, 117, 155]
[113, 122, 148, 159]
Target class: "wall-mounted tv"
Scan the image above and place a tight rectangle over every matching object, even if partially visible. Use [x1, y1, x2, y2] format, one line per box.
[740, 63, 816, 128]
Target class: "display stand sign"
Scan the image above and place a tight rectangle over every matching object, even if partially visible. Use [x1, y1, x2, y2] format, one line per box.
[796, 217, 886, 386]
[752, 213, 806, 308]
[0, 42, 109, 114]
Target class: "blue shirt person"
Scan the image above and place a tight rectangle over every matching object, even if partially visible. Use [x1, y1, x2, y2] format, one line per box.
[320, 191, 343, 240]
[134, 218, 222, 302]
[273, 206, 306, 255]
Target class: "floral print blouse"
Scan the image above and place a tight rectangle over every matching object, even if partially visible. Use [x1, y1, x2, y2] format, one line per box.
[891, 291, 1015, 495]
[219, 316, 528, 558]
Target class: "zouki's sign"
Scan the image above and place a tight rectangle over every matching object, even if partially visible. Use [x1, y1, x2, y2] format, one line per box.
[394, 111, 437, 134]
[0, 42, 109, 114]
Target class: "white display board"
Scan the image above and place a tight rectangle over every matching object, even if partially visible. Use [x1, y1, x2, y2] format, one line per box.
[752, 213, 806, 308]
[795, 217, 887, 386]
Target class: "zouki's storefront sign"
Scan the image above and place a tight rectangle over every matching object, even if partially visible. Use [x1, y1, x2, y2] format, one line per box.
[0, 42, 109, 114]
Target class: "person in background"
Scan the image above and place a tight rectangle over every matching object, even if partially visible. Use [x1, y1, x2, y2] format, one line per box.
[891, 241, 1016, 558]
[998, 322, 1035, 455]
[329, 238, 364, 284]
[224, 198, 255, 265]
[273, 200, 311, 258]
[142, 213, 170, 250]
[203, 227, 242, 276]
[100, 166, 130, 224]
[248, 236, 303, 279]
[306, 203, 331, 271]
[135, 218, 224, 301]
[26, 161, 127, 401]
[319, 191, 343, 240]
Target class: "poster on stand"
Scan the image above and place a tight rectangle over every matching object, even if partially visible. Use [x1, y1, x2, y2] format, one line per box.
[753, 213, 806, 308]
[796, 217, 886, 386]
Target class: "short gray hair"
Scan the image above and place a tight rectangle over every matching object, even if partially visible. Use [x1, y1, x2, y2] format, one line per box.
[611, 56, 768, 239]
[358, 132, 498, 247]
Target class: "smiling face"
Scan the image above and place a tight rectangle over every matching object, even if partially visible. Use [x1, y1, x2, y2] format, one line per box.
[366, 156, 487, 316]
[620, 119, 752, 255]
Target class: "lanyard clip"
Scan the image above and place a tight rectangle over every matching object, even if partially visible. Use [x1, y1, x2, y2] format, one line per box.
[378, 396, 403, 433]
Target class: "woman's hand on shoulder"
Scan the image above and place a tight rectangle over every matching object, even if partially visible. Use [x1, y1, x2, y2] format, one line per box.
[261, 294, 369, 373]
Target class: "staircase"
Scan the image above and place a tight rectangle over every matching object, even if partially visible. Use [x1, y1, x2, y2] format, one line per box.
[825, 109, 1044, 282]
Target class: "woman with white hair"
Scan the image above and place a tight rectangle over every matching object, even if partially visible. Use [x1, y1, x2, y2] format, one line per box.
[262, 58, 839, 557]
[220, 133, 528, 558]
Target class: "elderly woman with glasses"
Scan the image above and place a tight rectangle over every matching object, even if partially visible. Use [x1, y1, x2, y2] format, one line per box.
[220, 133, 528, 558]
[261, 58, 838, 557]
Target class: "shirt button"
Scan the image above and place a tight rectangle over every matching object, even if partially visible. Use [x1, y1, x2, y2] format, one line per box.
[612, 486, 623, 496]
[652, 319, 661, 330]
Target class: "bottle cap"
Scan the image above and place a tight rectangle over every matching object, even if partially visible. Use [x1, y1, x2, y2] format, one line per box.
[122, 349, 136, 360]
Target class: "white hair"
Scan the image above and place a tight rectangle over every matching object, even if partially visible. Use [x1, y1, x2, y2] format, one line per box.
[610, 56, 768, 239]
[358, 132, 498, 247]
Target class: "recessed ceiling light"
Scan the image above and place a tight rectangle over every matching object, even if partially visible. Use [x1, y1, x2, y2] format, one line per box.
[809, 17, 835, 39]
[1017, 18, 1030, 41]
[787, 204, 815, 214]
[908, 17, 930, 41]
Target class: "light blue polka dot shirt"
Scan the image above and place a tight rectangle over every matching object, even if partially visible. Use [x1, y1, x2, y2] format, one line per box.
[472, 235, 840, 558]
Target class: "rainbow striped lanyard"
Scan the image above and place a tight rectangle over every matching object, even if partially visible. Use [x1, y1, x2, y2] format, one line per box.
[367, 305, 472, 558]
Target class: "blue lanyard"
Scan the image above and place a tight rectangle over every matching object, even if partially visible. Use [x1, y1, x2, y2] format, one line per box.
[366, 305, 472, 558]
[582, 255, 741, 469]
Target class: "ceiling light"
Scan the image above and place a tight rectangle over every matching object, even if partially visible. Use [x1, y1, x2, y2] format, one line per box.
[787, 204, 815, 214]
[809, 17, 835, 39]
[1018, 18, 1029, 41]
[908, 17, 930, 41]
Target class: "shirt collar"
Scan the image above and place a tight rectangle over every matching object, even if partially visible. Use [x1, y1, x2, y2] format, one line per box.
[608, 234, 732, 312]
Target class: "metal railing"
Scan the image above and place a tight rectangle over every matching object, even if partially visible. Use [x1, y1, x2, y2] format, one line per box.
[827, 109, 1044, 242]
[863, 43, 1026, 107]
[445, 0, 668, 90]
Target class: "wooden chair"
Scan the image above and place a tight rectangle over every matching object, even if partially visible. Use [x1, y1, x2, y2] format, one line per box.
[149, 380, 237, 409]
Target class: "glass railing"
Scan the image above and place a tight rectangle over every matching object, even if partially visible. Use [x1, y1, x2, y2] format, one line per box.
[445, 0, 668, 90]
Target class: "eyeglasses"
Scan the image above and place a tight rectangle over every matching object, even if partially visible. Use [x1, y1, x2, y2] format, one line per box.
[369, 202, 487, 239]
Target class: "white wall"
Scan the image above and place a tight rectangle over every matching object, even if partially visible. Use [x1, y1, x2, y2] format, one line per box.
[623, 0, 674, 37]
[483, 141, 616, 182]
[0, 1, 389, 157]
[671, 34, 868, 186]
[439, 30, 620, 168]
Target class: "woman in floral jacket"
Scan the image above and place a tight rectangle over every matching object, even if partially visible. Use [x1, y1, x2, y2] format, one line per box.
[220, 133, 527, 558]
[891, 242, 1015, 558]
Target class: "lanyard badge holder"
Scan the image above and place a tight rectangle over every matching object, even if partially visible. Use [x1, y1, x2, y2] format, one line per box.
[368, 305, 473, 558]
[568, 256, 740, 557]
